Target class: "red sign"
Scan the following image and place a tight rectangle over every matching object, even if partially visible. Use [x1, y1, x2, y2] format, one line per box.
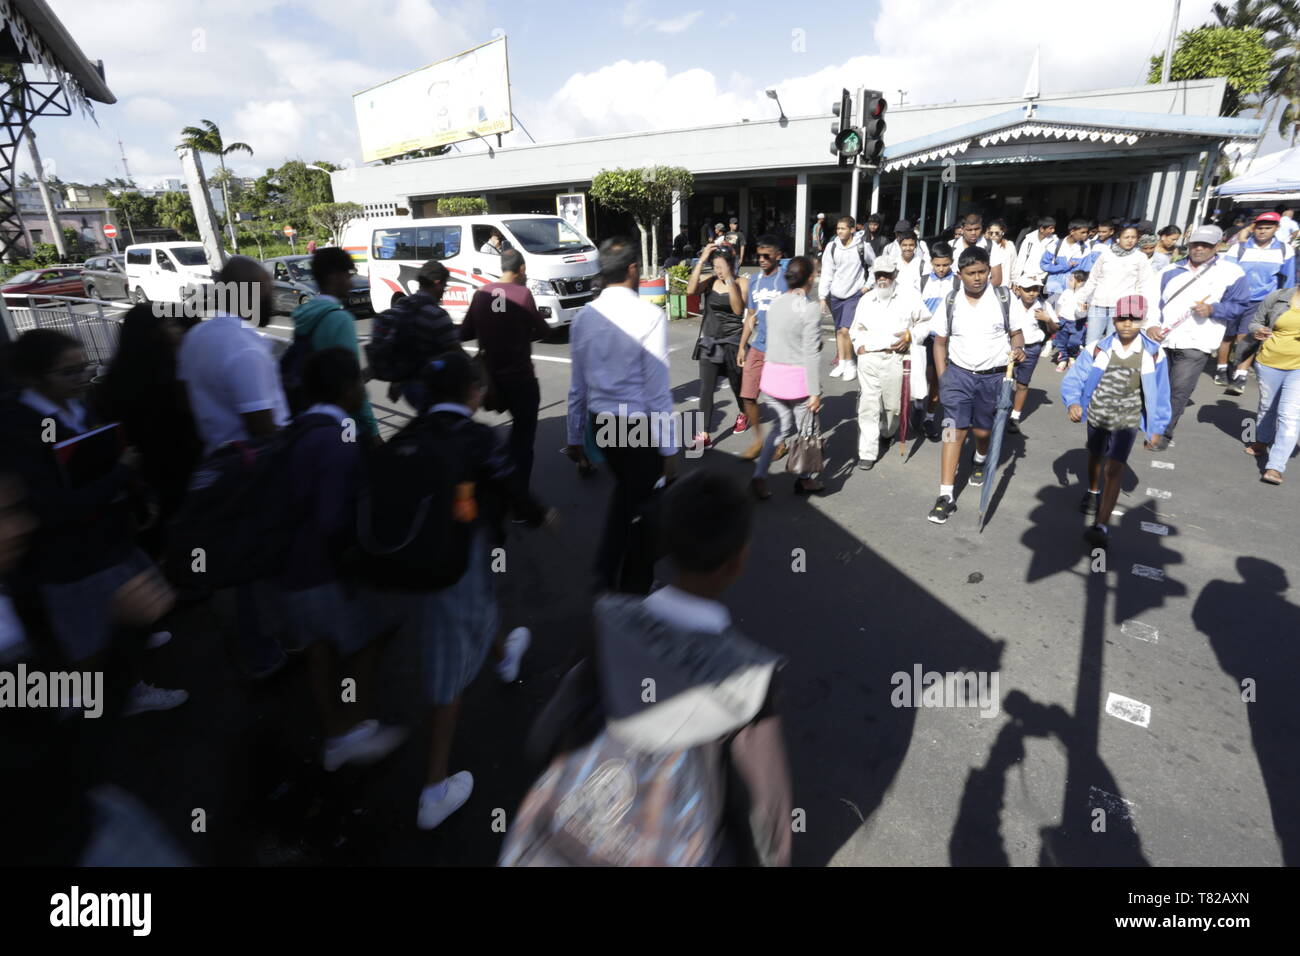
[102, 223, 118, 239]
[283, 225, 297, 237]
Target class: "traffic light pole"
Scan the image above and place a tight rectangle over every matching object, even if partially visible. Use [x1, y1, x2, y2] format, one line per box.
[849, 88, 864, 221]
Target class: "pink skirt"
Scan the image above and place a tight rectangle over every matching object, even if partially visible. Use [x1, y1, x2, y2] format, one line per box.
[760, 360, 808, 401]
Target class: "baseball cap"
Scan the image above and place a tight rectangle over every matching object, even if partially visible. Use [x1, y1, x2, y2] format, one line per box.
[873, 254, 899, 274]
[1255, 211, 1282, 224]
[1115, 294, 1148, 319]
[817, 212, 825, 219]
[729, 217, 739, 224]
[1017, 275, 1044, 289]
[1137, 234, 1158, 249]
[714, 222, 725, 230]
[894, 219, 913, 233]
[1188, 224, 1223, 246]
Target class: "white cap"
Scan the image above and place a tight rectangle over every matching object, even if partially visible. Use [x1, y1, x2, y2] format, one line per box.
[816, 212, 825, 219]
[873, 254, 899, 274]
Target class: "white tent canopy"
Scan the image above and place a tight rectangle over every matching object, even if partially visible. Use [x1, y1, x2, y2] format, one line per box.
[1216, 147, 1300, 197]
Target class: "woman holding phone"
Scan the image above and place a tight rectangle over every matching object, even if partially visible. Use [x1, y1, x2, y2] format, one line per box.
[687, 244, 749, 448]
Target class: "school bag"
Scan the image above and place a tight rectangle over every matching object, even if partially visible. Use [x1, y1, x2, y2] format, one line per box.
[942, 285, 1012, 338]
[165, 417, 334, 590]
[365, 294, 457, 384]
[499, 728, 726, 866]
[344, 411, 477, 591]
[278, 312, 327, 415]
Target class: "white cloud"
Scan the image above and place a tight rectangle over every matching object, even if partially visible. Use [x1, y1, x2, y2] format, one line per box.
[623, 0, 704, 34]
[654, 11, 704, 34]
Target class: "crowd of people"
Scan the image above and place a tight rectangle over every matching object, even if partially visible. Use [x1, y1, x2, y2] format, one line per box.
[1, 191, 1296, 866]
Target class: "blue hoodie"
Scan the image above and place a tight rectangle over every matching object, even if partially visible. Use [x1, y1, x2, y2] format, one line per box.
[1061, 332, 1172, 440]
[1223, 237, 1296, 304]
[292, 295, 379, 439]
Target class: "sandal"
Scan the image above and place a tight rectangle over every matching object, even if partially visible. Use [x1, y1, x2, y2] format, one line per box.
[1262, 469, 1284, 485]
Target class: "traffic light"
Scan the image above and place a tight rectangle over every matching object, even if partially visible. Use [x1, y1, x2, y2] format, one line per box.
[860, 90, 888, 168]
[830, 88, 860, 168]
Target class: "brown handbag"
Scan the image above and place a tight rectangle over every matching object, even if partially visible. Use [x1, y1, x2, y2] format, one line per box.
[784, 411, 824, 475]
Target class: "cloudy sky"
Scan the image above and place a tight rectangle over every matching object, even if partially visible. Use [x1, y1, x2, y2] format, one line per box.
[24, 0, 1278, 188]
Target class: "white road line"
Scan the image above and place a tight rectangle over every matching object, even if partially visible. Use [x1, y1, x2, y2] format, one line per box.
[1131, 564, 1165, 582]
[1121, 620, 1160, 644]
[1151, 460, 1175, 469]
[1088, 785, 1138, 821]
[1140, 521, 1169, 536]
[1146, 487, 1173, 500]
[1105, 692, 1152, 728]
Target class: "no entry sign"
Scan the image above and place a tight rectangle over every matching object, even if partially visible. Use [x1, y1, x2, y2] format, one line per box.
[283, 225, 297, 237]
[102, 223, 118, 239]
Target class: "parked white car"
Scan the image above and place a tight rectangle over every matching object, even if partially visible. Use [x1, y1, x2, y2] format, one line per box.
[123, 242, 214, 305]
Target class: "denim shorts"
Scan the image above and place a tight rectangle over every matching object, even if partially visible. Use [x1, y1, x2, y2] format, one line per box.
[939, 363, 1003, 431]
[1086, 423, 1138, 463]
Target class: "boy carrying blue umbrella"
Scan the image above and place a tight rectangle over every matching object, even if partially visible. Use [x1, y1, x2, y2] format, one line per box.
[1062, 295, 1172, 550]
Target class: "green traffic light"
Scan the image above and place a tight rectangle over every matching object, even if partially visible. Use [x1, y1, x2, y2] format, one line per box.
[835, 128, 863, 156]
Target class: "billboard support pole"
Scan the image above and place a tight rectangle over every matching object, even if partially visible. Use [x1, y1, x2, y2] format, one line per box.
[180, 147, 228, 271]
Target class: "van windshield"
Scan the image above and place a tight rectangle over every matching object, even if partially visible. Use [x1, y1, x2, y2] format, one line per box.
[170, 247, 208, 266]
[503, 218, 595, 255]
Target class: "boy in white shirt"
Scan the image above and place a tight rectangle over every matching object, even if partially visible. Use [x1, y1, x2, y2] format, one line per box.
[1050, 271, 1089, 370]
[1007, 276, 1057, 436]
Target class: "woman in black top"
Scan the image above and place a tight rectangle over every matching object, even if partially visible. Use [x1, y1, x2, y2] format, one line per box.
[687, 245, 749, 448]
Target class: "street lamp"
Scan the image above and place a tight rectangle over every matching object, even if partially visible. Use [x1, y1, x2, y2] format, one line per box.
[765, 88, 788, 127]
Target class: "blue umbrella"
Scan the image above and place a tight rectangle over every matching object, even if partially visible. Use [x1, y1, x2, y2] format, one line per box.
[978, 358, 1017, 531]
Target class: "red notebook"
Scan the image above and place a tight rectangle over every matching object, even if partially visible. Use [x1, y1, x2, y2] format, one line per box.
[52, 423, 125, 488]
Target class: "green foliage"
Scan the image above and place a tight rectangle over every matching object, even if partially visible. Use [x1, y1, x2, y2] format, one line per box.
[589, 166, 695, 228]
[156, 191, 198, 238]
[307, 201, 364, 243]
[108, 190, 159, 234]
[435, 195, 489, 216]
[1149, 25, 1271, 114]
[666, 262, 693, 292]
[31, 243, 59, 266]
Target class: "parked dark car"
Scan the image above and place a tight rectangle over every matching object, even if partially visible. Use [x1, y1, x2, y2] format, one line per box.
[80, 254, 129, 301]
[2, 267, 85, 307]
[263, 255, 371, 317]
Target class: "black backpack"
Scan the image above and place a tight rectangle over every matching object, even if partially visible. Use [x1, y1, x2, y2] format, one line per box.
[278, 311, 327, 415]
[366, 295, 456, 384]
[345, 412, 477, 591]
[165, 417, 334, 590]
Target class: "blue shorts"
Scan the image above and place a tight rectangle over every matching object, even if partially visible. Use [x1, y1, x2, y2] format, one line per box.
[1013, 342, 1043, 386]
[939, 363, 1003, 431]
[827, 292, 862, 331]
[1086, 423, 1138, 463]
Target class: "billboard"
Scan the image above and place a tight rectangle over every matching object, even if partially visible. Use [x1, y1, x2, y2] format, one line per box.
[353, 36, 513, 163]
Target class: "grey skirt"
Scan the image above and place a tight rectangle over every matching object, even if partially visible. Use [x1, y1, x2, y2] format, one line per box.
[414, 528, 499, 706]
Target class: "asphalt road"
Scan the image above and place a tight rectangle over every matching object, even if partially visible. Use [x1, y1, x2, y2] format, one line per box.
[102, 307, 1298, 867]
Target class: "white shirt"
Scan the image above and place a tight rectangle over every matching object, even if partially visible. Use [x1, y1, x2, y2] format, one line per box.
[944, 287, 1015, 371]
[1278, 216, 1298, 243]
[882, 238, 931, 275]
[1010, 295, 1056, 347]
[1016, 231, 1054, 279]
[18, 388, 89, 434]
[1156, 257, 1248, 352]
[849, 284, 932, 353]
[566, 286, 676, 456]
[1079, 247, 1157, 309]
[1107, 334, 1145, 361]
[178, 312, 290, 455]
[642, 585, 730, 634]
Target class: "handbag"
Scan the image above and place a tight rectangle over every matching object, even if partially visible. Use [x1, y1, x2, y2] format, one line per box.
[785, 410, 824, 475]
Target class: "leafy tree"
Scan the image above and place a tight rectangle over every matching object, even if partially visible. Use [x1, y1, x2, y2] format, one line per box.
[308, 201, 363, 245]
[31, 242, 59, 266]
[156, 190, 198, 239]
[589, 166, 694, 277]
[435, 195, 488, 216]
[177, 119, 253, 249]
[1260, 0, 1300, 144]
[108, 190, 159, 241]
[1149, 25, 1272, 116]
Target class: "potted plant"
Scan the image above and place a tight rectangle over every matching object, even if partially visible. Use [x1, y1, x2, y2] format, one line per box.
[666, 263, 693, 319]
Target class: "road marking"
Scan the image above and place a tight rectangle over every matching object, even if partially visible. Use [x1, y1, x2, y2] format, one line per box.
[1112, 506, 1126, 517]
[1105, 692, 1152, 728]
[1131, 564, 1165, 582]
[1140, 521, 1169, 536]
[1089, 785, 1137, 822]
[1151, 461, 1175, 469]
[1121, 620, 1160, 644]
[1146, 487, 1172, 500]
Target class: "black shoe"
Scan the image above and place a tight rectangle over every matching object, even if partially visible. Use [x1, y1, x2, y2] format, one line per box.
[923, 418, 942, 442]
[1007, 418, 1022, 435]
[1225, 375, 1246, 396]
[928, 495, 956, 524]
[858, 458, 876, 471]
[968, 463, 987, 487]
[1083, 524, 1110, 549]
[1214, 369, 1229, 387]
[1080, 491, 1100, 516]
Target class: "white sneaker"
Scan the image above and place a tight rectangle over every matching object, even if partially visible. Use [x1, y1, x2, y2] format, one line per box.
[146, 630, 171, 649]
[323, 720, 407, 772]
[418, 771, 474, 831]
[843, 359, 857, 379]
[830, 360, 847, 379]
[123, 681, 189, 717]
[495, 627, 531, 683]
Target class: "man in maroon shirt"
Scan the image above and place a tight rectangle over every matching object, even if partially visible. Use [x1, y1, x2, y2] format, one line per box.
[460, 248, 552, 489]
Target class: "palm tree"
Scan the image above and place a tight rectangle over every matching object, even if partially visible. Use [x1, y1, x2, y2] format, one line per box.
[1262, 1, 1300, 145]
[176, 120, 253, 251]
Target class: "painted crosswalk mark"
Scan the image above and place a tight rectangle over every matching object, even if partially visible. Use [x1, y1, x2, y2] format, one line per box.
[1105, 693, 1152, 728]
[1131, 564, 1165, 581]
[1151, 461, 1175, 469]
[1121, 620, 1159, 644]
[1140, 521, 1169, 536]
[1146, 488, 1173, 500]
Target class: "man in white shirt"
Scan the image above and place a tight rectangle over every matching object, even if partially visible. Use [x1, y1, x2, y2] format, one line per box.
[178, 256, 289, 455]
[952, 213, 1005, 287]
[1145, 224, 1253, 451]
[566, 236, 677, 594]
[1275, 205, 1298, 244]
[1016, 216, 1056, 284]
[819, 216, 875, 380]
[1007, 276, 1058, 437]
[928, 246, 1025, 524]
[849, 255, 933, 470]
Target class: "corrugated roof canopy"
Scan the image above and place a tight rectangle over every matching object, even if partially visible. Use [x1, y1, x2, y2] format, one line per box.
[0, 0, 115, 112]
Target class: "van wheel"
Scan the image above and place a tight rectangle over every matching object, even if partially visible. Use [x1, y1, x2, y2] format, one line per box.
[133, 287, 149, 305]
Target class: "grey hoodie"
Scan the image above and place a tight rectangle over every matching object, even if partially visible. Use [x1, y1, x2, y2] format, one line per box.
[819, 231, 875, 301]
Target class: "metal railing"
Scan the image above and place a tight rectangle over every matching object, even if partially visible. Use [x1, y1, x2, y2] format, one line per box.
[2, 293, 129, 368]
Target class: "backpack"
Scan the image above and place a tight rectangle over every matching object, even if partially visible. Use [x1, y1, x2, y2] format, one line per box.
[344, 412, 477, 591]
[165, 418, 333, 590]
[365, 295, 456, 383]
[499, 729, 726, 867]
[278, 311, 328, 415]
[944, 285, 1012, 338]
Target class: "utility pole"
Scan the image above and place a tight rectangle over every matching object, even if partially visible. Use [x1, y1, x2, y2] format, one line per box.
[1160, 0, 1181, 85]
[26, 129, 67, 259]
[117, 134, 135, 186]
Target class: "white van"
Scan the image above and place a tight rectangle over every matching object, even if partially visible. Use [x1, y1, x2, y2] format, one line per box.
[360, 214, 600, 326]
[123, 242, 214, 305]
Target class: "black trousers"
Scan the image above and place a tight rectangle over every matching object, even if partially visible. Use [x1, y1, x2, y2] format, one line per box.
[1164, 348, 1210, 437]
[699, 355, 743, 433]
[593, 417, 663, 595]
[497, 375, 541, 489]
